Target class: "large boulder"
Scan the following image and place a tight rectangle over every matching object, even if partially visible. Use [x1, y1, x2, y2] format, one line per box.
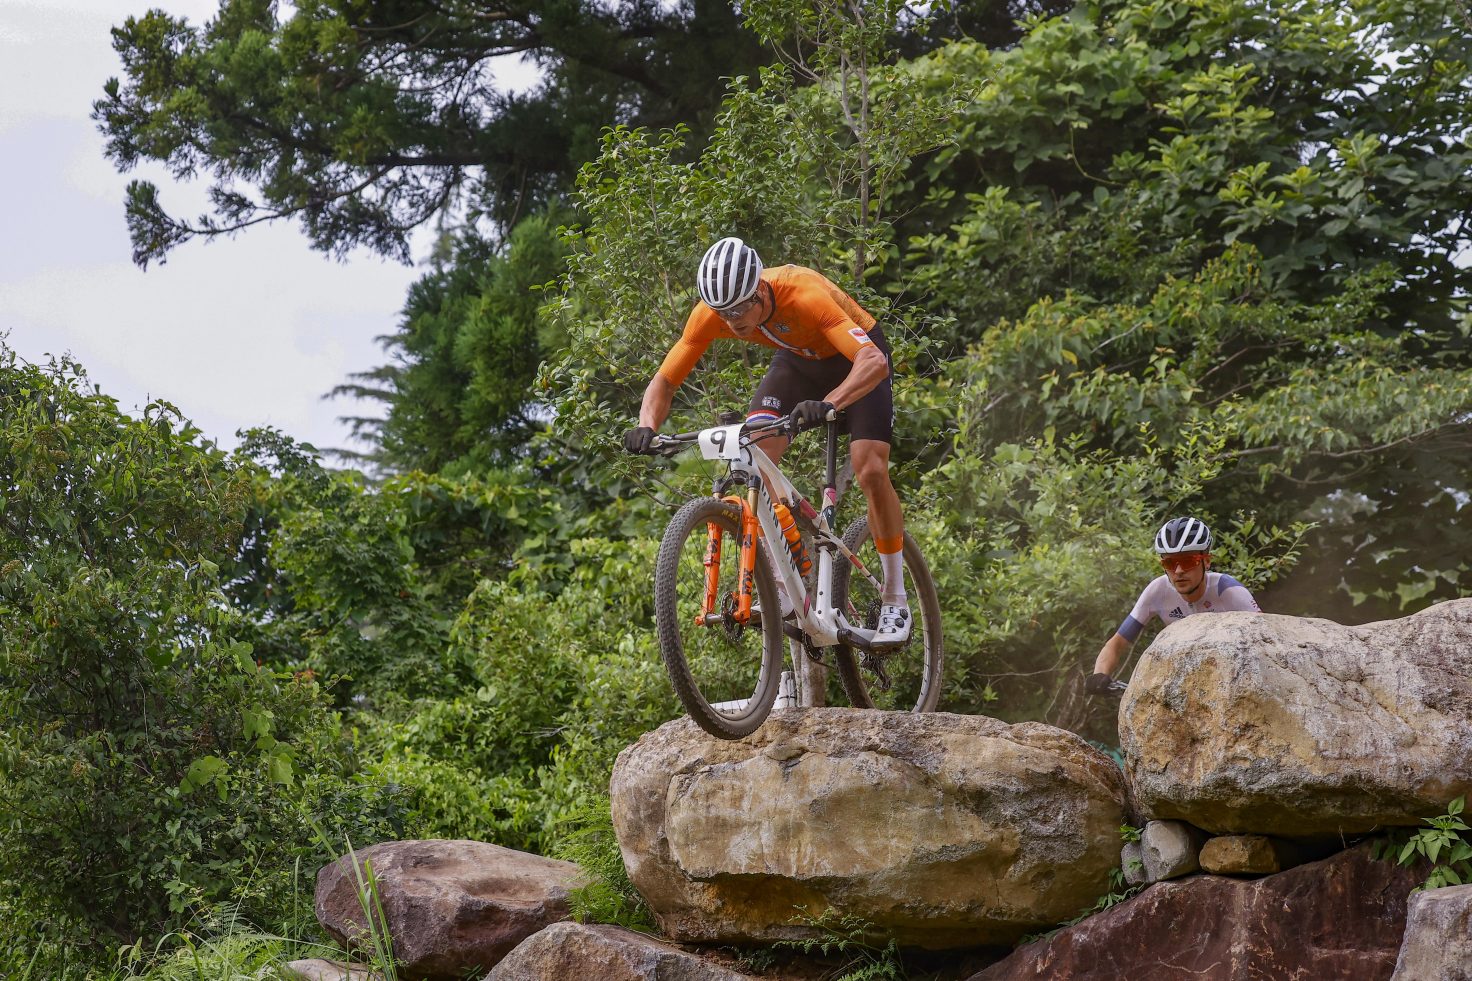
[969, 842, 1422, 980]
[315, 840, 586, 980]
[1390, 883, 1472, 981]
[484, 922, 759, 981]
[1122, 599, 1472, 836]
[610, 709, 1127, 948]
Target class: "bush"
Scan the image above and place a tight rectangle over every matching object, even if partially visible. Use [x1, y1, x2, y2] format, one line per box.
[0, 350, 396, 958]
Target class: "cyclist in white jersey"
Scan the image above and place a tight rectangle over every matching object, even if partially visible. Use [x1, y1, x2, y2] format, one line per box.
[1085, 517, 1260, 694]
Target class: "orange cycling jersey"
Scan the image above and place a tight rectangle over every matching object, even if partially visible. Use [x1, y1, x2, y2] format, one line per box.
[656, 264, 877, 387]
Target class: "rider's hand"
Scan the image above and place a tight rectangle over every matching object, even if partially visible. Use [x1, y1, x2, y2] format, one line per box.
[791, 400, 836, 432]
[623, 426, 658, 455]
[1085, 672, 1117, 695]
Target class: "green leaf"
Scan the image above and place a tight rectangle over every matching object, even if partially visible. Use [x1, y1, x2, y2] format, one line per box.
[181, 755, 226, 795]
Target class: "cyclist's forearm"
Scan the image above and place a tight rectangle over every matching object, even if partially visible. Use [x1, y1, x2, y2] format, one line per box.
[639, 374, 677, 430]
[1093, 633, 1130, 676]
[825, 346, 890, 409]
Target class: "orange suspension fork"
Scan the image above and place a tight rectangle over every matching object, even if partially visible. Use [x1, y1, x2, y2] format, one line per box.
[699, 519, 723, 624]
[735, 487, 760, 622]
[697, 494, 759, 625]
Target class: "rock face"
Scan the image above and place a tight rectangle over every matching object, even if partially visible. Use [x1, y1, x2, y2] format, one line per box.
[610, 709, 1128, 948]
[485, 922, 758, 981]
[1391, 884, 1472, 981]
[1121, 599, 1472, 836]
[315, 840, 585, 981]
[969, 842, 1421, 980]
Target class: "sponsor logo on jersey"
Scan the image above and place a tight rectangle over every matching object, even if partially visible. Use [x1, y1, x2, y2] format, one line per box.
[850, 327, 873, 344]
[761, 395, 781, 409]
[1168, 607, 1185, 620]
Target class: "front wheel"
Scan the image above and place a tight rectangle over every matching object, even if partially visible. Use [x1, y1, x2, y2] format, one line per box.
[831, 515, 943, 712]
[654, 496, 785, 739]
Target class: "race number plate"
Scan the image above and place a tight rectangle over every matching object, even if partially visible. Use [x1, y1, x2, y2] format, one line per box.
[696, 423, 745, 461]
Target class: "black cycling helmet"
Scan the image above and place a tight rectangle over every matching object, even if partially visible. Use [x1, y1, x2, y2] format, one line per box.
[1154, 516, 1212, 554]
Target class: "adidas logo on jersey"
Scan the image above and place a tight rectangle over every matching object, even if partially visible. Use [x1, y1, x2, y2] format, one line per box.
[1168, 607, 1185, 620]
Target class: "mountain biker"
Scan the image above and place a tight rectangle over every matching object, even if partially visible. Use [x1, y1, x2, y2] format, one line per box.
[1085, 517, 1261, 694]
[622, 236, 912, 646]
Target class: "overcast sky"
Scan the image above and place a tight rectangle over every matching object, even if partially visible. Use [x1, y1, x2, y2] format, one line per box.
[0, 0, 531, 456]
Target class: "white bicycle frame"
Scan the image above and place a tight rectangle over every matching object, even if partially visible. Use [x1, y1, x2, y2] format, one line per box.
[694, 421, 885, 649]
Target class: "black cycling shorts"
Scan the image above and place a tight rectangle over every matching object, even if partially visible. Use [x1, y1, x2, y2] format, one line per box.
[747, 328, 894, 444]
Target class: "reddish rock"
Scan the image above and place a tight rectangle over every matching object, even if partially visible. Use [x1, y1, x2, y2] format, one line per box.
[968, 843, 1421, 980]
[315, 839, 586, 981]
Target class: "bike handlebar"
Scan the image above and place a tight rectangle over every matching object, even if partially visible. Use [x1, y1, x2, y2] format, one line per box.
[650, 409, 841, 456]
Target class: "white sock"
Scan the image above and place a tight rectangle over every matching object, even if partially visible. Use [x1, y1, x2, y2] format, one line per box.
[879, 550, 907, 606]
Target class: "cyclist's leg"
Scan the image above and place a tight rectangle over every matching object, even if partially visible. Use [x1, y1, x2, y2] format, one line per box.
[844, 346, 911, 640]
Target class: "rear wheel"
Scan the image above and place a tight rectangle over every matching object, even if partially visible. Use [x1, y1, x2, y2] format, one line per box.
[832, 515, 943, 712]
[654, 496, 784, 738]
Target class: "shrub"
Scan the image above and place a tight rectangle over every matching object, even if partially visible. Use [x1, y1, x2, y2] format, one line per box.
[0, 350, 395, 957]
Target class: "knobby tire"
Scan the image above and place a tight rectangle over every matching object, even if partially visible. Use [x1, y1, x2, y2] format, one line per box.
[831, 515, 944, 712]
[654, 496, 784, 739]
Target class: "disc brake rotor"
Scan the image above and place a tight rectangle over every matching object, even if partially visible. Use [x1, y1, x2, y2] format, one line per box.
[721, 592, 745, 642]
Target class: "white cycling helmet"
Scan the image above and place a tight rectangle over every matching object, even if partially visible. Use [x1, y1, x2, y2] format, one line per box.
[697, 237, 763, 310]
[1154, 516, 1212, 554]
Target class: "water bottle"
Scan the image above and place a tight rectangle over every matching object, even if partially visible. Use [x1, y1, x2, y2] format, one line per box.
[772, 502, 812, 576]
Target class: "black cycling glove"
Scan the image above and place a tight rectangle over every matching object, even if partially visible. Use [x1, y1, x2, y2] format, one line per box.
[623, 426, 658, 455]
[1085, 672, 1117, 695]
[791, 400, 836, 431]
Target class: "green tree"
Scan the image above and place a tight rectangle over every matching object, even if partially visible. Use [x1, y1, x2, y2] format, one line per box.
[901, 0, 1472, 346]
[93, 0, 770, 266]
[896, 0, 1472, 623]
[0, 349, 393, 954]
[329, 206, 571, 474]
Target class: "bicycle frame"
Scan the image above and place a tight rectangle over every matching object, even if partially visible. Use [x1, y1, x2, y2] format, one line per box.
[685, 418, 885, 650]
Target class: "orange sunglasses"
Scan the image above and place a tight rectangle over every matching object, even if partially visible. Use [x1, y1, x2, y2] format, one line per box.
[1159, 551, 1207, 570]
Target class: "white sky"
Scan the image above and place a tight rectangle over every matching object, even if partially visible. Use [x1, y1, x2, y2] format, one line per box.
[0, 0, 535, 456]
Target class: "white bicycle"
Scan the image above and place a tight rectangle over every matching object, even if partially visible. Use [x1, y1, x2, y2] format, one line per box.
[648, 410, 943, 739]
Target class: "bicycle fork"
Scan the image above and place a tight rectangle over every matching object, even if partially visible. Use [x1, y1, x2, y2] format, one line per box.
[697, 491, 761, 626]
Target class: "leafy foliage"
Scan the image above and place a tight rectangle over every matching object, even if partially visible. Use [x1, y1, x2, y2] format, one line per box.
[780, 907, 906, 981]
[902, 0, 1472, 345]
[551, 795, 656, 931]
[1373, 796, 1472, 891]
[0, 350, 395, 955]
